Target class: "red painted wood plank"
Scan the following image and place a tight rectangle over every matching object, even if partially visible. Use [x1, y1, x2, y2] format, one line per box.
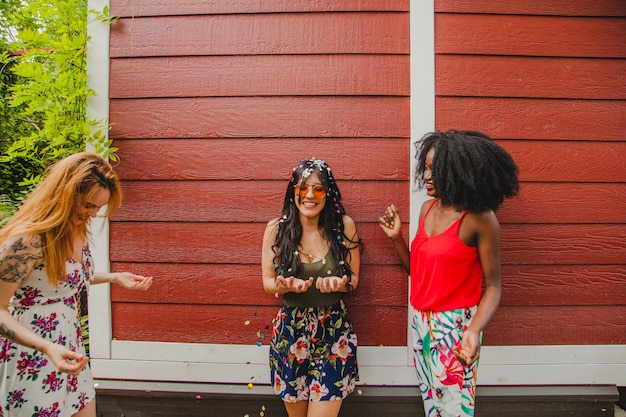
[111, 0, 410, 17]
[109, 222, 407, 266]
[497, 183, 626, 224]
[111, 138, 410, 181]
[500, 265, 626, 307]
[435, 0, 626, 17]
[110, 55, 410, 98]
[110, 13, 410, 57]
[435, 14, 626, 58]
[110, 138, 624, 184]
[111, 304, 626, 346]
[500, 224, 626, 266]
[110, 263, 408, 308]
[111, 303, 408, 346]
[114, 180, 410, 224]
[109, 222, 626, 266]
[436, 55, 626, 100]
[114, 180, 625, 225]
[495, 140, 626, 183]
[110, 262, 626, 308]
[485, 306, 626, 345]
[109, 97, 410, 139]
[436, 97, 625, 141]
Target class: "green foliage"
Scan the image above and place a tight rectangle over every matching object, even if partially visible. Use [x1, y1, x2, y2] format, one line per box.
[0, 0, 116, 211]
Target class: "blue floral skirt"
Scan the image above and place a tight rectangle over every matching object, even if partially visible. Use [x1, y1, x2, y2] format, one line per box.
[269, 300, 358, 402]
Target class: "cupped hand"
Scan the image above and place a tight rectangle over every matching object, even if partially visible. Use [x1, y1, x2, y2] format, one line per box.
[316, 275, 348, 293]
[115, 272, 153, 291]
[45, 342, 89, 375]
[275, 276, 313, 293]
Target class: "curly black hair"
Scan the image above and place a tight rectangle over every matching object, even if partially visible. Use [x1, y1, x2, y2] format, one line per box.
[415, 130, 520, 212]
[272, 158, 363, 281]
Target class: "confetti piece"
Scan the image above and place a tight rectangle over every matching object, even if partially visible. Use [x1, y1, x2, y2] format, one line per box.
[244, 320, 251, 325]
[256, 341, 262, 346]
[357, 389, 362, 395]
[195, 394, 202, 400]
[248, 383, 254, 389]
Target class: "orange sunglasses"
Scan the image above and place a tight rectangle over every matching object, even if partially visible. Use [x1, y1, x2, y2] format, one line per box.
[294, 184, 326, 198]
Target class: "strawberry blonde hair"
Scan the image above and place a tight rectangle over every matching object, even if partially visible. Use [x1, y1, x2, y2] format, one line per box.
[0, 152, 122, 285]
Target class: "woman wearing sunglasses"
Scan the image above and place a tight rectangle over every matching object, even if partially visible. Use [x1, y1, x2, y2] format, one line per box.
[262, 158, 363, 417]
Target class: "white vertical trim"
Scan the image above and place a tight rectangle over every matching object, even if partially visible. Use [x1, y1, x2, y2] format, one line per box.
[409, 0, 435, 231]
[408, 0, 436, 365]
[86, 0, 113, 360]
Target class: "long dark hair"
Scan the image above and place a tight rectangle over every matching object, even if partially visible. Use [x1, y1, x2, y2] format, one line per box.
[415, 130, 520, 212]
[272, 158, 362, 281]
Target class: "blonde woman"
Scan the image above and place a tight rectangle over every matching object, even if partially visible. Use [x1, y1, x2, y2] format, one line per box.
[0, 152, 153, 417]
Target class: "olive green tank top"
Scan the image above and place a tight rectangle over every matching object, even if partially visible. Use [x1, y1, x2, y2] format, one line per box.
[282, 252, 343, 308]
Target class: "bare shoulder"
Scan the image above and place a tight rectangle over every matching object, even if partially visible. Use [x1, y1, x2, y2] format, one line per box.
[0, 234, 44, 283]
[465, 210, 500, 233]
[342, 214, 361, 236]
[263, 218, 281, 239]
[342, 215, 361, 246]
[342, 214, 356, 229]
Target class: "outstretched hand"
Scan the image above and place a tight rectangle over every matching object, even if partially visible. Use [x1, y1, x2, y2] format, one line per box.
[114, 272, 153, 291]
[275, 276, 314, 293]
[316, 275, 348, 293]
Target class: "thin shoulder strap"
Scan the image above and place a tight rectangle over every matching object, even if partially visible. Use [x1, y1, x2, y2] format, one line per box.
[419, 198, 439, 229]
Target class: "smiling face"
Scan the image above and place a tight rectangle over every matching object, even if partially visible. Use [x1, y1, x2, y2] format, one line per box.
[294, 171, 326, 219]
[73, 186, 111, 225]
[423, 147, 437, 197]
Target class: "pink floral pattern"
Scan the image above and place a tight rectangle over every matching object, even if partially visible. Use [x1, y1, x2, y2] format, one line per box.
[1, 245, 95, 416]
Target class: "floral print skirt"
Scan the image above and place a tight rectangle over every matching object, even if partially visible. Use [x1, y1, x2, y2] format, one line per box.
[269, 300, 358, 402]
[411, 306, 480, 417]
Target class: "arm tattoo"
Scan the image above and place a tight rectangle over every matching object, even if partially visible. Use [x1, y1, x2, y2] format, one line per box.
[0, 235, 44, 283]
[0, 322, 39, 351]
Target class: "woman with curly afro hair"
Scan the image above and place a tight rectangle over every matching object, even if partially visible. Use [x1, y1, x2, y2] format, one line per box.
[379, 130, 519, 416]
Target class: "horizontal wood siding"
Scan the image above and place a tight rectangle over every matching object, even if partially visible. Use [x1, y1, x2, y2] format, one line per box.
[111, 0, 410, 16]
[435, 1, 626, 345]
[109, 13, 410, 57]
[108, 1, 410, 346]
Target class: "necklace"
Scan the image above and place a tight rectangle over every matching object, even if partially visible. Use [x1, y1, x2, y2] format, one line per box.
[295, 250, 326, 264]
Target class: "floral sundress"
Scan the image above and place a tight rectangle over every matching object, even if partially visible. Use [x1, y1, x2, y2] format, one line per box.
[1, 245, 95, 416]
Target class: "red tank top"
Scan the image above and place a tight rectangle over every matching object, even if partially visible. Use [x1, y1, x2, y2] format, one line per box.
[409, 199, 483, 311]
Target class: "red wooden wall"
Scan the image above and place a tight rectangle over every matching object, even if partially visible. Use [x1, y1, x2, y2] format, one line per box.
[107, 1, 411, 346]
[434, 1, 626, 344]
[107, 0, 625, 349]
